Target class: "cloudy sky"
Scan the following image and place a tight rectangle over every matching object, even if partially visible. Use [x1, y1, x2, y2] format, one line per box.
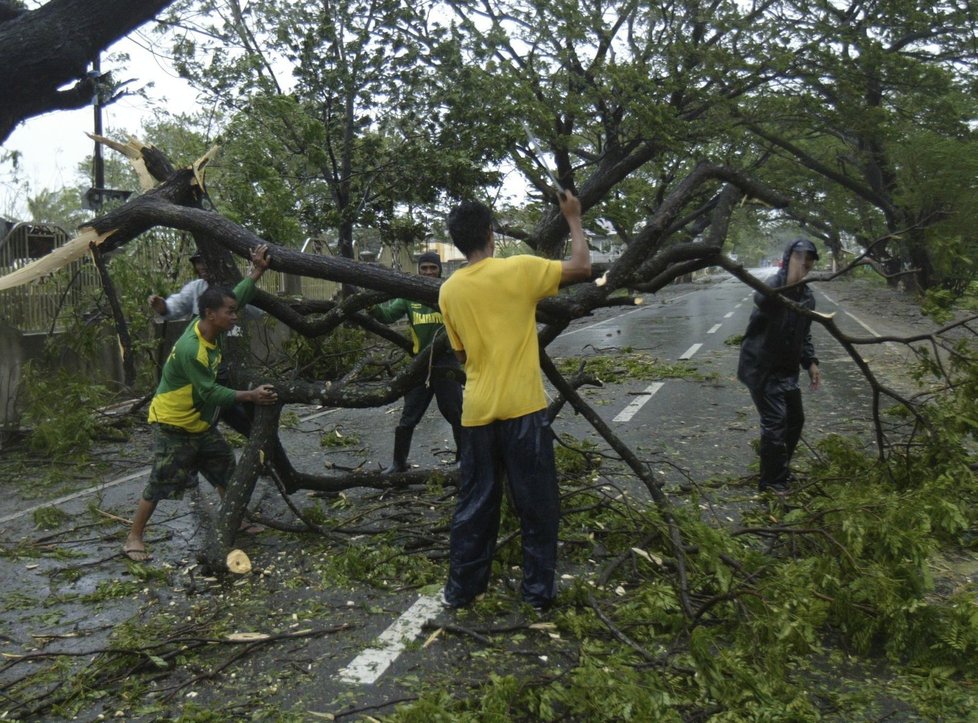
[3, 32, 197, 219]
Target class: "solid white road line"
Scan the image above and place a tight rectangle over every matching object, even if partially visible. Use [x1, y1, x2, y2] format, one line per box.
[339, 594, 444, 684]
[844, 310, 880, 336]
[0, 467, 152, 526]
[816, 289, 890, 344]
[0, 405, 338, 524]
[612, 382, 665, 423]
[679, 343, 702, 360]
[707, 323, 722, 334]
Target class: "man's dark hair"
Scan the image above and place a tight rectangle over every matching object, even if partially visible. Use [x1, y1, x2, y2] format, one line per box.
[198, 285, 236, 316]
[447, 201, 493, 257]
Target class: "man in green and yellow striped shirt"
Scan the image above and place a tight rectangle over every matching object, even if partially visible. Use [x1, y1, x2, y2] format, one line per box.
[123, 245, 278, 562]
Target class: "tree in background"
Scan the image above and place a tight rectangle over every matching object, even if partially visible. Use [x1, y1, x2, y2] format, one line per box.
[741, 0, 978, 291]
[158, 0, 501, 261]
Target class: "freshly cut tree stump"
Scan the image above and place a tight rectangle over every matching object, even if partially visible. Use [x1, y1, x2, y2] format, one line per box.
[226, 549, 252, 574]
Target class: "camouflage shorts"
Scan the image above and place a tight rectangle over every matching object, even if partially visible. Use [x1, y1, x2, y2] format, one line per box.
[143, 424, 236, 502]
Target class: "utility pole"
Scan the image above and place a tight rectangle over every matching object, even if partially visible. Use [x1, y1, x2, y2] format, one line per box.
[92, 54, 105, 205]
[83, 55, 130, 212]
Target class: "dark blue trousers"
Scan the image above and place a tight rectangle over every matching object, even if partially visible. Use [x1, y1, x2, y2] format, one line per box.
[444, 410, 559, 608]
[398, 359, 462, 430]
[749, 374, 805, 490]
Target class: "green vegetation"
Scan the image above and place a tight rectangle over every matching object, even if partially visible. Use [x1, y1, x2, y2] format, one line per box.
[319, 425, 361, 448]
[2, 415, 977, 720]
[554, 350, 718, 384]
[19, 364, 113, 458]
[284, 325, 374, 381]
[31, 505, 69, 531]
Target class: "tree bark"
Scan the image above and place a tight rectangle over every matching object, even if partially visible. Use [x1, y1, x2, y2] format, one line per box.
[0, 0, 176, 142]
[202, 404, 281, 572]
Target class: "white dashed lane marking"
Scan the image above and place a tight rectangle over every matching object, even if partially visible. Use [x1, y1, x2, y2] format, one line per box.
[679, 343, 702, 360]
[612, 382, 665, 423]
[339, 594, 444, 684]
[707, 323, 722, 334]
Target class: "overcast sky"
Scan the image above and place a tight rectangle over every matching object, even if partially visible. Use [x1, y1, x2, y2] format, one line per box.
[2, 32, 197, 219]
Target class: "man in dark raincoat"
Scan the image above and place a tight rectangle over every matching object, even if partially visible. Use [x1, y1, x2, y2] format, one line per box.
[738, 238, 822, 493]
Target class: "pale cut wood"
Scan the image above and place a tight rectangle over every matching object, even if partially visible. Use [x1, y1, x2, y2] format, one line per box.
[86, 133, 157, 191]
[0, 228, 111, 292]
[226, 548, 252, 574]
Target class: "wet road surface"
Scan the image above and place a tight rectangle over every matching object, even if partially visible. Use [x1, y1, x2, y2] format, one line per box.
[0, 272, 932, 718]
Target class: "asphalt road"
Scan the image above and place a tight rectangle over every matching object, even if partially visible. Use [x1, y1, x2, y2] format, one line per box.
[0, 270, 931, 719]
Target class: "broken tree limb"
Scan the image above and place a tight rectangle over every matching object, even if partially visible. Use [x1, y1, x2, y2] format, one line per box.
[539, 350, 694, 618]
[202, 404, 282, 572]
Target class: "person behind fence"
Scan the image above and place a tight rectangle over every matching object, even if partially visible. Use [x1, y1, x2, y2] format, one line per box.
[123, 245, 278, 562]
[438, 190, 590, 611]
[737, 237, 822, 495]
[370, 251, 463, 473]
[148, 250, 264, 440]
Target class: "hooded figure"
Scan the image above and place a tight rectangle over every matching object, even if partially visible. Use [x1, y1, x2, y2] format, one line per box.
[738, 238, 821, 493]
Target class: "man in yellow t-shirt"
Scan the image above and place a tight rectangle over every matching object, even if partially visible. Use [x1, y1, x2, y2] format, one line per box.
[438, 190, 591, 610]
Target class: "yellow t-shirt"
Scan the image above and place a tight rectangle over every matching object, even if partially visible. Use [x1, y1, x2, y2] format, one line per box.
[439, 255, 562, 426]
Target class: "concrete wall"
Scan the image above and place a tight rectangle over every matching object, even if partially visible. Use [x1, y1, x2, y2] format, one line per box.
[0, 322, 128, 433]
[0, 317, 291, 441]
[0, 323, 22, 432]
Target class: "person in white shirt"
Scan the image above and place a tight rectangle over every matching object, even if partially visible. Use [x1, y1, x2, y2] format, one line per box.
[149, 252, 262, 335]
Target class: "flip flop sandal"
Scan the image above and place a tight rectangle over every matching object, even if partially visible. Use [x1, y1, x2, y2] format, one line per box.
[122, 542, 152, 562]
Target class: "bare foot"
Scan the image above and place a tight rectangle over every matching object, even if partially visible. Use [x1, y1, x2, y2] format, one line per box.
[238, 521, 265, 535]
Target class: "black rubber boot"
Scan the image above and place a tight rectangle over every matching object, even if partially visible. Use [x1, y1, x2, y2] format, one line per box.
[452, 427, 462, 464]
[758, 440, 789, 492]
[384, 426, 413, 474]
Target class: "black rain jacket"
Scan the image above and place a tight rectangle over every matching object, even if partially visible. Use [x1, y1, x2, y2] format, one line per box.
[737, 244, 818, 392]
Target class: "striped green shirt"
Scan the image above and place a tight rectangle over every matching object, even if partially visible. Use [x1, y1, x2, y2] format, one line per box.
[147, 278, 256, 432]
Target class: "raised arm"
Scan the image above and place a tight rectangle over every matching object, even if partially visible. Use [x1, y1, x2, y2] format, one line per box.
[248, 244, 271, 282]
[558, 190, 591, 284]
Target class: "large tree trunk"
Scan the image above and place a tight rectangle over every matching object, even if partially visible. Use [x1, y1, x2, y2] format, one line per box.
[0, 0, 176, 142]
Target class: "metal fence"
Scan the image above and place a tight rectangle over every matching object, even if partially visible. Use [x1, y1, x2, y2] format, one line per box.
[0, 223, 351, 333]
[0, 222, 92, 332]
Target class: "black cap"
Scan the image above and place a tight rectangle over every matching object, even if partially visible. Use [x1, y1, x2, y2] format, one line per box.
[788, 238, 819, 260]
[418, 251, 442, 275]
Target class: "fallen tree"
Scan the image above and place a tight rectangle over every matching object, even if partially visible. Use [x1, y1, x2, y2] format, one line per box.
[4, 136, 952, 589]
